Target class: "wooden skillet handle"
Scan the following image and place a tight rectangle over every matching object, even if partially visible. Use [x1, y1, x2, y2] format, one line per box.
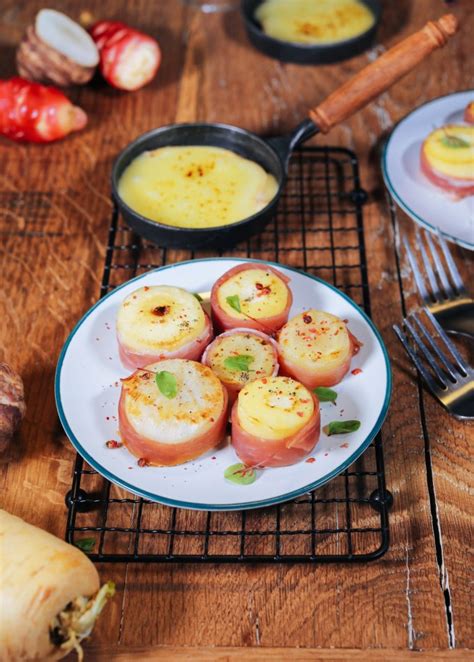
[308, 14, 459, 133]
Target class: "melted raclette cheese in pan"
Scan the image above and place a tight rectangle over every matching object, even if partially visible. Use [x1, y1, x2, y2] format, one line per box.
[117, 146, 279, 229]
[255, 0, 375, 45]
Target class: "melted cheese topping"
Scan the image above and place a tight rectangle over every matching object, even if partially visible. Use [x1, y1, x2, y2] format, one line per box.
[279, 310, 351, 370]
[217, 268, 289, 320]
[238, 376, 313, 441]
[206, 331, 277, 387]
[117, 146, 279, 228]
[422, 126, 474, 180]
[117, 285, 206, 353]
[122, 359, 225, 444]
[255, 0, 375, 45]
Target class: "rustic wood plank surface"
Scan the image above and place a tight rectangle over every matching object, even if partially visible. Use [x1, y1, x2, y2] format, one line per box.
[89, 646, 474, 660]
[0, 0, 473, 658]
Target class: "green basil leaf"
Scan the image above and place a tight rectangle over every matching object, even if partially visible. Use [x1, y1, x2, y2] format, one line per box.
[440, 134, 469, 149]
[323, 420, 361, 436]
[223, 354, 254, 372]
[313, 387, 337, 403]
[74, 537, 95, 552]
[156, 371, 178, 399]
[224, 463, 257, 485]
[226, 294, 241, 313]
[193, 292, 203, 302]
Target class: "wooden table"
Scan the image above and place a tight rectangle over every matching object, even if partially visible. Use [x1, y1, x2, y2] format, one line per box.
[1, 1, 473, 659]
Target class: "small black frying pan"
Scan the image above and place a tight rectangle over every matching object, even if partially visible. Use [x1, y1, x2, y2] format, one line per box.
[241, 0, 382, 65]
[112, 15, 457, 250]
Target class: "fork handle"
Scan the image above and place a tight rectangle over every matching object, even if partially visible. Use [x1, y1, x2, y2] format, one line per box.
[309, 14, 459, 133]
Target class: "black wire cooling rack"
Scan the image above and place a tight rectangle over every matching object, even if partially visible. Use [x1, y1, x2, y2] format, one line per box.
[65, 145, 392, 563]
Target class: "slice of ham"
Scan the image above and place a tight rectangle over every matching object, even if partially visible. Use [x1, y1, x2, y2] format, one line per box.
[211, 263, 292, 335]
[231, 392, 320, 468]
[420, 149, 474, 199]
[117, 311, 213, 371]
[118, 378, 228, 466]
[201, 327, 279, 406]
[464, 101, 474, 124]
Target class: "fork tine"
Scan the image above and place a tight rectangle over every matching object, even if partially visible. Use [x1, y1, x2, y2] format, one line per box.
[417, 230, 440, 301]
[437, 233, 467, 296]
[410, 312, 456, 381]
[424, 308, 469, 377]
[393, 324, 441, 395]
[403, 236, 431, 304]
[425, 231, 453, 299]
[403, 317, 447, 387]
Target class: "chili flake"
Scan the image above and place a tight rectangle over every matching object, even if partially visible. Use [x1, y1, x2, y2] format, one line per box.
[106, 440, 122, 449]
[255, 282, 271, 296]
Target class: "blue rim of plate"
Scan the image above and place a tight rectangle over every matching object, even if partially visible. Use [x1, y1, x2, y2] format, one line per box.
[55, 257, 392, 511]
[382, 90, 474, 251]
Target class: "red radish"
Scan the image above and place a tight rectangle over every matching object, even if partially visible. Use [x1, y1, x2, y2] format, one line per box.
[90, 21, 161, 91]
[0, 77, 87, 143]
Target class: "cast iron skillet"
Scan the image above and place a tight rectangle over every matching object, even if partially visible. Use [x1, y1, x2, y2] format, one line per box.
[112, 15, 457, 250]
[241, 0, 382, 65]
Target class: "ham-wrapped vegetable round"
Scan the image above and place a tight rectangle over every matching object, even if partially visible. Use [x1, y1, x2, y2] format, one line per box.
[420, 125, 474, 199]
[0, 509, 114, 661]
[210, 263, 292, 334]
[278, 309, 358, 388]
[116, 285, 213, 370]
[202, 328, 279, 404]
[119, 358, 228, 466]
[231, 376, 320, 467]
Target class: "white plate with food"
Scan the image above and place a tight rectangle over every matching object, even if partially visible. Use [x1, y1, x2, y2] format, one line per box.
[55, 259, 391, 511]
[382, 90, 474, 250]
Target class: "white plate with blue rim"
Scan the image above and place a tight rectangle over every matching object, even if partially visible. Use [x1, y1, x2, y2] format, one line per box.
[55, 258, 392, 511]
[382, 90, 474, 250]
